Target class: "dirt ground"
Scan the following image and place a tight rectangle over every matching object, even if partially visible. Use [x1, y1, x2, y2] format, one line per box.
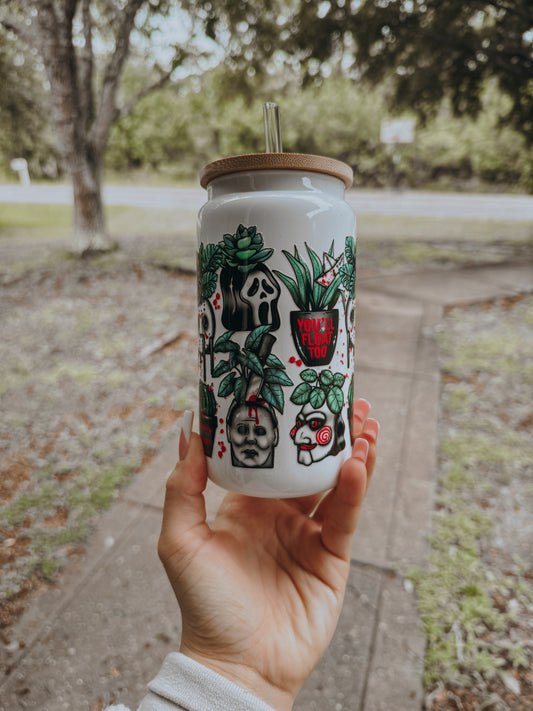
[1, 232, 532, 708]
[0, 236, 199, 629]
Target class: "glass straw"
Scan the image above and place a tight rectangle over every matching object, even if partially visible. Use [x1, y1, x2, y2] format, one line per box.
[263, 102, 282, 153]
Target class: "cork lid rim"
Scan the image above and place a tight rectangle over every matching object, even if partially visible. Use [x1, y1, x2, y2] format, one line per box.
[200, 152, 353, 189]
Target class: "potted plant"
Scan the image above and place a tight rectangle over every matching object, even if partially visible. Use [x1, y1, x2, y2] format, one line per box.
[218, 225, 281, 332]
[199, 381, 218, 457]
[274, 241, 344, 366]
[289, 368, 347, 465]
[197, 242, 223, 380]
[347, 374, 355, 445]
[212, 325, 293, 468]
[213, 325, 292, 414]
[339, 235, 356, 366]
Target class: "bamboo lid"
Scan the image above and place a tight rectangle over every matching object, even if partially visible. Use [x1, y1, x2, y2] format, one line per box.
[200, 152, 353, 189]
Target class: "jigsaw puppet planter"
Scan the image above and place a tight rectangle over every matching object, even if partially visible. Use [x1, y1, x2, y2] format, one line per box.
[197, 153, 356, 497]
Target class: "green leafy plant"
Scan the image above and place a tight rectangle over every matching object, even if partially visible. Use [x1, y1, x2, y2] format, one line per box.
[291, 368, 345, 414]
[212, 325, 292, 413]
[200, 381, 217, 417]
[274, 241, 343, 311]
[218, 224, 273, 274]
[198, 242, 224, 300]
[340, 235, 356, 300]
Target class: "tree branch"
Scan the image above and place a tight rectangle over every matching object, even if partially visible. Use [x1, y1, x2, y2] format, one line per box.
[100, 0, 120, 20]
[0, 10, 39, 50]
[480, 0, 533, 25]
[90, 0, 144, 155]
[117, 70, 174, 120]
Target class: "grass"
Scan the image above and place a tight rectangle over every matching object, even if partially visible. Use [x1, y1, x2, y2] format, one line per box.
[0, 417, 158, 599]
[0, 203, 197, 243]
[407, 296, 533, 696]
[1, 202, 531, 246]
[356, 212, 533, 243]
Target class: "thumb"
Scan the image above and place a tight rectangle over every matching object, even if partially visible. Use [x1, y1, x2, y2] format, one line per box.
[158, 425, 210, 566]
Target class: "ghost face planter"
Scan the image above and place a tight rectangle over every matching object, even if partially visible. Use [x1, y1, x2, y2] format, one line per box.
[226, 401, 279, 468]
[241, 266, 281, 330]
[291, 402, 345, 466]
[220, 263, 281, 332]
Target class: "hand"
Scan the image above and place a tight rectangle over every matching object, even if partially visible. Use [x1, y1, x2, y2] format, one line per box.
[158, 399, 379, 711]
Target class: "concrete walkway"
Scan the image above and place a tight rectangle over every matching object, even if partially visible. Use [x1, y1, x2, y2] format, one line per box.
[1, 262, 532, 711]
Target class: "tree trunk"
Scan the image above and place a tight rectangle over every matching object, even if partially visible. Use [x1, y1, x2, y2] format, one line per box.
[70, 152, 112, 254]
[31, 1, 113, 255]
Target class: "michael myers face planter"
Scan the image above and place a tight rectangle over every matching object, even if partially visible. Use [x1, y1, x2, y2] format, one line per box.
[226, 400, 279, 468]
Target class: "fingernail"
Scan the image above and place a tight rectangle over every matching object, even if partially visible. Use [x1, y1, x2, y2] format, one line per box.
[352, 437, 369, 463]
[179, 410, 194, 461]
[353, 398, 371, 422]
[362, 418, 380, 444]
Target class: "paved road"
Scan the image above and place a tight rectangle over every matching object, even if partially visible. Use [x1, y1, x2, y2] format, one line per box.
[1, 183, 533, 220]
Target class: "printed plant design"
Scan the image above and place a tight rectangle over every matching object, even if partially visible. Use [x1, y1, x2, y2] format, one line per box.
[213, 325, 292, 414]
[347, 374, 355, 445]
[219, 224, 273, 274]
[199, 382, 218, 457]
[213, 325, 292, 469]
[290, 368, 345, 414]
[218, 225, 280, 331]
[340, 236, 356, 302]
[200, 381, 217, 417]
[340, 235, 356, 367]
[198, 242, 224, 380]
[290, 369, 347, 466]
[198, 242, 224, 300]
[274, 241, 346, 366]
[273, 241, 343, 312]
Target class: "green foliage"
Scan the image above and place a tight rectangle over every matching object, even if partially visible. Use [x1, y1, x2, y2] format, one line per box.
[274, 242, 343, 312]
[0, 30, 58, 177]
[105, 65, 533, 192]
[287, 1, 533, 143]
[106, 72, 194, 176]
[340, 235, 356, 300]
[291, 369, 345, 414]
[408, 297, 533, 689]
[198, 242, 223, 299]
[218, 225, 273, 274]
[213, 326, 292, 413]
[200, 382, 217, 417]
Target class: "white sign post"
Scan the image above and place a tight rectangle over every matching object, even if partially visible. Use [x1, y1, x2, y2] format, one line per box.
[380, 119, 416, 145]
[10, 158, 31, 187]
[380, 119, 416, 188]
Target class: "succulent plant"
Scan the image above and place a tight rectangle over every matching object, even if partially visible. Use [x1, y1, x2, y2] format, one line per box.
[219, 224, 273, 274]
[200, 382, 217, 417]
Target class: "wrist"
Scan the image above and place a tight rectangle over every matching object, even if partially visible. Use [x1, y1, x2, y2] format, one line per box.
[179, 644, 295, 711]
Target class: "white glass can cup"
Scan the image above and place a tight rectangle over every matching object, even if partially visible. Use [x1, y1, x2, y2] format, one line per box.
[197, 153, 356, 497]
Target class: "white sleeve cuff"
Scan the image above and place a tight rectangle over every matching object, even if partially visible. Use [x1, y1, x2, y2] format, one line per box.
[136, 652, 277, 711]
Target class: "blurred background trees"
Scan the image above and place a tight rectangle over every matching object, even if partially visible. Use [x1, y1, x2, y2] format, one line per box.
[1, 0, 532, 230]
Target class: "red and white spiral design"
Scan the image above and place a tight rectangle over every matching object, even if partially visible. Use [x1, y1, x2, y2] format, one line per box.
[315, 426, 332, 446]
